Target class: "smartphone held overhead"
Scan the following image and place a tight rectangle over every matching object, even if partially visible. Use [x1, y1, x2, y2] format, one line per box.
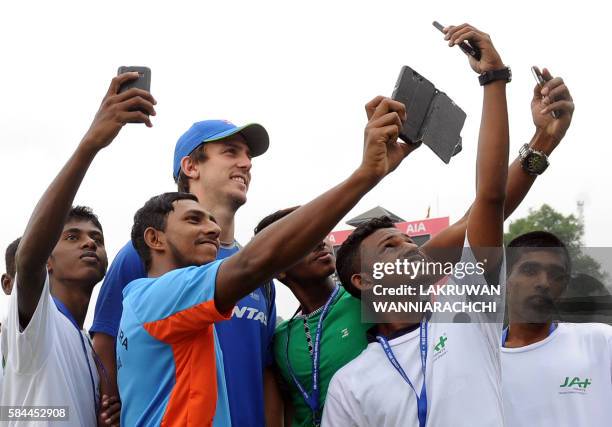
[391, 66, 465, 164]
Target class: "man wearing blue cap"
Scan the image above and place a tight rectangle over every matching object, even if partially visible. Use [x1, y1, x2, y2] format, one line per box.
[91, 119, 276, 426]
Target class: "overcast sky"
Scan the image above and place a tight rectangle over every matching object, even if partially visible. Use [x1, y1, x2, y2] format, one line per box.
[1, 1, 610, 323]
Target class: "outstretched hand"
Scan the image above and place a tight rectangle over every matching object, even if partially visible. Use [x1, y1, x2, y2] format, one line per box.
[531, 67, 574, 143]
[359, 96, 416, 182]
[443, 23, 505, 74]
[82, 72, 157, 152]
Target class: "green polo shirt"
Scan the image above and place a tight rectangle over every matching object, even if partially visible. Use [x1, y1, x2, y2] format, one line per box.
[274, 286, 370, 426]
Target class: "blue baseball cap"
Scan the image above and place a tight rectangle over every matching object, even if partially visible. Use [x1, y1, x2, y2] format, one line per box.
[173, 120, 269, 180]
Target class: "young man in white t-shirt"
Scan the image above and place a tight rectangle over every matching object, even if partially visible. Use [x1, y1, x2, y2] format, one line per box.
[322, 23, 511, 427]
[502, 231, 612, 427]
[0, 72, 155, 427]
[1, 237, 20, 399]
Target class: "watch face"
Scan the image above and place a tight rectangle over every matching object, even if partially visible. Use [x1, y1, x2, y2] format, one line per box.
[526, 152, 548, 174]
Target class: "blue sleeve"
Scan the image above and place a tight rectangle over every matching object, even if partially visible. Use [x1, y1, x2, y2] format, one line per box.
[128, 260, 229, 341]
[90, 241, 146, 338]
[264, 281, 277, 367]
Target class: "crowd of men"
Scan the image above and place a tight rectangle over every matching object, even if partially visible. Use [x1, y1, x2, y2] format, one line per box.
[1, 22, 610, 427]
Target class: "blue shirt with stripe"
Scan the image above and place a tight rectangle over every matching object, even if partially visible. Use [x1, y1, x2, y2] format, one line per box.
[118, 260, 231, 426]
[92, 241, 276, 426]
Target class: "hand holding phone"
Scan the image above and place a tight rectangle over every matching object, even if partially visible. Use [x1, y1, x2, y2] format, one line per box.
[81, 73, 156, 152]
[433, 21, 481, 60]
[529, 66, 575, 143]
[434, 23, 504, 75]
[117, 66, 153, 117]
[531, 66, 560, 119]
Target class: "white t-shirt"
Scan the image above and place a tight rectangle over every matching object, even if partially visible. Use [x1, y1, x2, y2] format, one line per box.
[502, 322, 612, 427]
[0, 274, 99, 427]
[0, 353, 3, 402]
[0, 321, 6, 401]
[323, 242, 505, 427]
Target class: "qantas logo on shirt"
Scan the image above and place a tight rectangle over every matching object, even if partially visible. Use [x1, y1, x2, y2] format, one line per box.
[559, 376, 592, 393]
[232, 305, 268, 325]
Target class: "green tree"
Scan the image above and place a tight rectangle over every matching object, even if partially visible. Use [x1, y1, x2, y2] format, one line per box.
[504, 204, 606, 281]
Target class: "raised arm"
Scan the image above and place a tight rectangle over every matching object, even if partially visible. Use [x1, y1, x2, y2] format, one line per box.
[419, 24, 508, 273]
[499, 69, 573, 215]
[15, 73, 155, 326]
[424, 68, 574, 250]
[215, 97, 417, 311]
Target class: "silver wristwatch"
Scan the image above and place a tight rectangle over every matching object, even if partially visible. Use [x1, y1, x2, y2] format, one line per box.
[519, 143, 549, 176]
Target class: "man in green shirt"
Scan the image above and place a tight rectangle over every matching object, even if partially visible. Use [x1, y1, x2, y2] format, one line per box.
[255, 207, 370, 427]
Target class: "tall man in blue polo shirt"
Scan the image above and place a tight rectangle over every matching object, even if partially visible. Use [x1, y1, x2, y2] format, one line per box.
[91, 120, 276, 426]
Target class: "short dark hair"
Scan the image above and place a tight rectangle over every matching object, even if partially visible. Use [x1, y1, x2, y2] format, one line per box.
[176, 144, 208, 193]
[507, 231, 571, 275]
[336, 216, 396, 298]
[68, 206, 103, 233]
[254, 206, 300, 235]
[131, 192, 199, 271]
[5, 237, 21, 277]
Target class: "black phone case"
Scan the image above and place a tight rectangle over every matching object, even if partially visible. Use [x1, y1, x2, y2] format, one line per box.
[420, 92, 466, 164]
[392, 66, 466, 163]
[392, 67, 436, 143]
[117, 66, 151, 93]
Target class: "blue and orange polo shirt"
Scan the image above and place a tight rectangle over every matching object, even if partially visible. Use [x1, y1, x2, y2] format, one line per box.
[117, 259, 232, 426]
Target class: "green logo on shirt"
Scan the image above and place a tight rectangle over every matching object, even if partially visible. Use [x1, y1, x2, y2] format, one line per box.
[560, 377, 592, 389]
[434, 335, 447, 352]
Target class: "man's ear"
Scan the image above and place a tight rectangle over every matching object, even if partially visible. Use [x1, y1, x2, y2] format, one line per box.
[144, 227, 166, 256]
[1, 274, 13, 296]
[180, 156, 201, 181]
[351, 272, 373, 294]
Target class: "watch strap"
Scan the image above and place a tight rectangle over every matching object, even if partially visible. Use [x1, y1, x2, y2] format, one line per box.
[479, 67, 512, 86]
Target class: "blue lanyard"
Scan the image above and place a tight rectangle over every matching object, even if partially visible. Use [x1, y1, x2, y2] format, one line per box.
[376, 319, 428, 427]
[501, 322, 557, 347]
[285, 285, 340, 426]
[52, 297, 100, 415]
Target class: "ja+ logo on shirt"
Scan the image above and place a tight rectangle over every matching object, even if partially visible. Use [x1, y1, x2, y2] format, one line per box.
[560, 376, 592, 390]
